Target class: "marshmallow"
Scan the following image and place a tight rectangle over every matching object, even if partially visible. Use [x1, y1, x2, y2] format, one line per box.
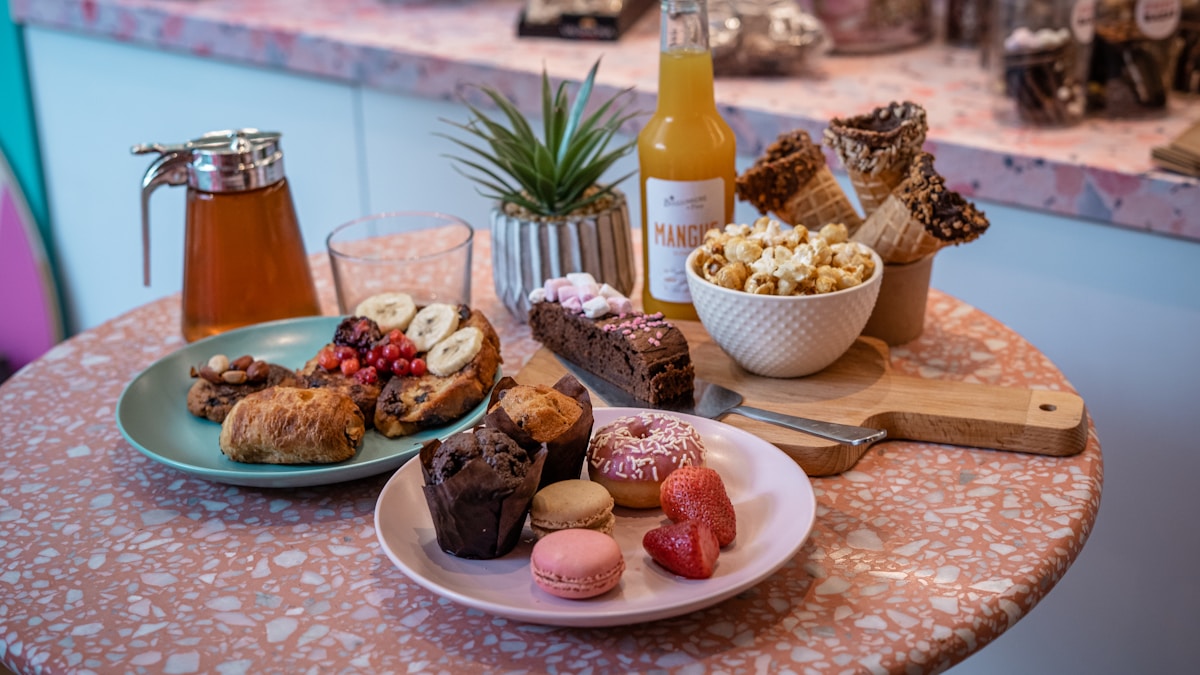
[598, 283, 624, 299]
[561, 296, 584, 313]
[566, 272, 597, 287]
[582, 296, 611, 319]
[576, 282, 600, 301]
[528, 287, 547, 304]
[557, 285, 580, 303]
[607, 297, 633, 315]
[544, 278, 571, 302]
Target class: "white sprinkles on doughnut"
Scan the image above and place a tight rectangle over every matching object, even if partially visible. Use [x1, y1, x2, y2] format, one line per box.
[588, 412, 705, 481]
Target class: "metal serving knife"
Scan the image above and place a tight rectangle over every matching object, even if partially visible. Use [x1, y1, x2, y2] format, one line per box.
[556, 357, 887, 447]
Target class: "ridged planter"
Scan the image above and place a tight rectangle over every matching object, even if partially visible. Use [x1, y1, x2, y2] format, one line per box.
[490, 189, 636, 322]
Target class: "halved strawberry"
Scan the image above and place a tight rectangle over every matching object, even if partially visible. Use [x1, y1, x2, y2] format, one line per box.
[660, 466, 737, 547]
[642, 519, 720, 579]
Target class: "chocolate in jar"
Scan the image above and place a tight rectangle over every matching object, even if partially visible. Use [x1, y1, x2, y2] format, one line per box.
[1171, 1, 1200, 93]
[1087, 0, 1182, 117]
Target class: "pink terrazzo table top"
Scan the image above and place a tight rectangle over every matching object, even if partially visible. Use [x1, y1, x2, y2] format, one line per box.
[0, 232, 1100, 674]
[10, 0, 1200, 241]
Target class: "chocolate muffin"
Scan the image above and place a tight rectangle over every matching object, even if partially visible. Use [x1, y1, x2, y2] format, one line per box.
[418, 427, 546, 559]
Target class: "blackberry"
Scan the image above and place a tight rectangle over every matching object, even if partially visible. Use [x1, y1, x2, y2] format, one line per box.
[332, 316, 382, 354]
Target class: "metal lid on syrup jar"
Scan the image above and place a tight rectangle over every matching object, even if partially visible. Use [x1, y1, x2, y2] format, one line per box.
[131, 128, 287, 194]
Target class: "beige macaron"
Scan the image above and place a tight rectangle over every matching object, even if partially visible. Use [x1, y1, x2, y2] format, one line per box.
[530, 479, 615, 539]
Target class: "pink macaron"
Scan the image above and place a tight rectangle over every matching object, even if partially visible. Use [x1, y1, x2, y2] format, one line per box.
[530, 529, 624, 599]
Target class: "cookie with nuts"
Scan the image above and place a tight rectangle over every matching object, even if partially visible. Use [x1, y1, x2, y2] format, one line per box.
[186, 353, 302, 423]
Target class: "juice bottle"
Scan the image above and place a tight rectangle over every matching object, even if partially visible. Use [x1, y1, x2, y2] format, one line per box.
[638, 0, 736, 321]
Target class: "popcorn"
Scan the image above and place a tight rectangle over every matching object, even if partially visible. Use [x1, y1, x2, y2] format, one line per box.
[697, 217, 875, 297]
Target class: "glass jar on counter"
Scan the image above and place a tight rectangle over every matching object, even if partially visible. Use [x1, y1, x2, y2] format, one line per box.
[990, 0, 1096, 126]
[1171, 0, 1199, 93]
[1088, 0, 1181, 116]
[807, 0, 932, 54]
[947, 0, 994, 47]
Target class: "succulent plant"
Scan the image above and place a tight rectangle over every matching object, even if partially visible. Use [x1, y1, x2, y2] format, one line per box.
[440, 59, 638, 219]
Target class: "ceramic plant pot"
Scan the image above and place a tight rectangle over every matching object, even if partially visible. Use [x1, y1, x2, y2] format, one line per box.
[490, 189, 636, 322]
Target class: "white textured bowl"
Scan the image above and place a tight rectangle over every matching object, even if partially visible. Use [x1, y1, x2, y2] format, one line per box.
[685, 247, 883, 378]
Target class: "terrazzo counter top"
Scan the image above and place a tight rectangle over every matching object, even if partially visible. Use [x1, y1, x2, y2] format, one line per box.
[10, 0, 1200, 241]
[0, 233, 1102, 674]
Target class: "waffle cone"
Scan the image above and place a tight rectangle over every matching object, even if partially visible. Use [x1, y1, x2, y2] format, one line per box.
[853, 194, 946, 265]
[781, 166, 864, 234]
[848, 166, 907, 218]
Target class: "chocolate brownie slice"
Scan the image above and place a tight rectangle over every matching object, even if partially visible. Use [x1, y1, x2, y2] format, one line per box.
[529, 301, 693, 405]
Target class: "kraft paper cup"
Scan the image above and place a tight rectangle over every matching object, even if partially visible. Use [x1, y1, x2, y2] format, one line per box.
[326, 211, 474, 313]
[861, 253, 933, 345]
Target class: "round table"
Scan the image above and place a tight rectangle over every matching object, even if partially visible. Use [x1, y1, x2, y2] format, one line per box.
[0, 233, 1101, 674]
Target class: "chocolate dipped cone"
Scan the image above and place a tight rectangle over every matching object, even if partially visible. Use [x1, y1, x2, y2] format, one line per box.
[737, 129, 862, 233]
[846, 165, 908, 219]
[824, 101, 928, 217]
[853, 153, 990, 265]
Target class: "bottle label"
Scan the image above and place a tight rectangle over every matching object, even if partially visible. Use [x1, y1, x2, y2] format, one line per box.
[1135, 0, 1180, 40]
[644, 177, 725, 304]
[1071, 0, 1096, 44]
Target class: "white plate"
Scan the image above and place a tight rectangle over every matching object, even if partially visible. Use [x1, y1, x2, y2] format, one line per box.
[116, 316, 493, 488]
[374, 407, 816, 627]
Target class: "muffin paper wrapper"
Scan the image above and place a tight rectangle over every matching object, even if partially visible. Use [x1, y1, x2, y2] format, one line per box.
[419, 438, 547, 560]
[484, 374, 595, 489]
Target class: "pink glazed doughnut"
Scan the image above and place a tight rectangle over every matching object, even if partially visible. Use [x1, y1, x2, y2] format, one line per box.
[587, 412, 705, 508]
[530, 529, 625, 599]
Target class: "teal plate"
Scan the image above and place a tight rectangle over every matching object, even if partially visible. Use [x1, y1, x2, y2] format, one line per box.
[116, 316, 494, 488]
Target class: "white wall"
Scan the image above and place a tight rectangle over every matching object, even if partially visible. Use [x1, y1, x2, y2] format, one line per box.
[24, 28, 364, 332]
[25, 28, 1200, 674]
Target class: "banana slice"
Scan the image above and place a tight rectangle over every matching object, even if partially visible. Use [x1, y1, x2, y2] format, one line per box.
[426, 327, 484, 377]
[354, 292, 417, 333]
[407, 303, 460, 353]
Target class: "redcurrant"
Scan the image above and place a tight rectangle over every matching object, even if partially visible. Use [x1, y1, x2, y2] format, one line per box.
[398, 338, 417, 360]
[390, 358, 410, 377]
[317, 347, 341, 371]
[354, 366, 379, 385]
[339, 357, 361, 376]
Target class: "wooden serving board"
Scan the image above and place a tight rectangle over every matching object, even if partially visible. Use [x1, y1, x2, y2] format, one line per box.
[517, 320, 1089, 476]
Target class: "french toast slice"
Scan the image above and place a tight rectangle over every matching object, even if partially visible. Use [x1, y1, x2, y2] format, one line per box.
[374, 307, 502, 438]
[187, 364, 301, 424]
[297, 358, 383, 428]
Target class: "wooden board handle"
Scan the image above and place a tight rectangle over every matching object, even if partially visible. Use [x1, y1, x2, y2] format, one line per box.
[873, 377, 1089, 457]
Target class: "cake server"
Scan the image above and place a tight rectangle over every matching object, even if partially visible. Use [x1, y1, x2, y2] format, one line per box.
[555, 357, 886, 446]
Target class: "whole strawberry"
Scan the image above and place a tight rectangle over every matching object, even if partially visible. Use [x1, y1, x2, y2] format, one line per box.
[660, 466, 736, 547]
[642, 519, 720, 579]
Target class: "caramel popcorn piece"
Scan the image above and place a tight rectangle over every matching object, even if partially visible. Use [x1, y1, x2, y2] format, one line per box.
[692, 217, 876, 297]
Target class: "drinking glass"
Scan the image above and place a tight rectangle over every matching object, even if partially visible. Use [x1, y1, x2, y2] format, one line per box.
[326, 212, 474, 314]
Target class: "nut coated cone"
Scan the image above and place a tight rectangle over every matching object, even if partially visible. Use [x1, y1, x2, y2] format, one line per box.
[852, 194, 946, 265]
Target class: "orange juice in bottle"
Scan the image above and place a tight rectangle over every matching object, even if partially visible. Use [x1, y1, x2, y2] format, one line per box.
[638, 0, 736, 321]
